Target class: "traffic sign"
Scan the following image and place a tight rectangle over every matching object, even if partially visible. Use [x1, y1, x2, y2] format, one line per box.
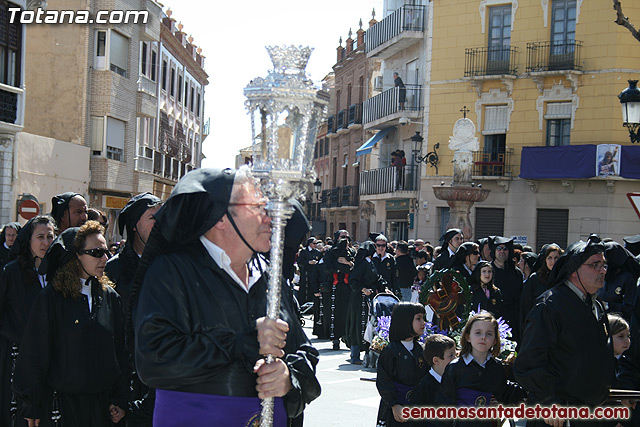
[628, 193, 640, 220]
[18, 198, 40, 220]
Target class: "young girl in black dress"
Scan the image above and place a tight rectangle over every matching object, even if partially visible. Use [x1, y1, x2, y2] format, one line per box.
[470, 261, 503, 319]
[376, 302, 429, 426]
[439, 312, 525, 426]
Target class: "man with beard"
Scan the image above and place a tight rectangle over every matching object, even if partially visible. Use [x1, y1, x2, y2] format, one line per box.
[515, 235, 614, 427]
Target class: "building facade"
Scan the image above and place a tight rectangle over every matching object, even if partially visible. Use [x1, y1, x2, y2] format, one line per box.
[415, 0, 640, 249]
[15, 0, 207, 240]
[314, 23, 373, 242]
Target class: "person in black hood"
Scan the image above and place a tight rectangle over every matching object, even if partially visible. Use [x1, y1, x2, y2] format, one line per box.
[597, 241, 640, 322]
[0, 215, 55, 427]
[104, 192, 162, 427]
[13, 221, 128, 426]
[489, 236, 523, 341]
[50, 192, 88, 232]
[519, 243, 562, 330]
[514, 235, 614, 427]
[433, 228, 463, 271]
[132, 166, 320, 426]
[0, 222, 21, 270]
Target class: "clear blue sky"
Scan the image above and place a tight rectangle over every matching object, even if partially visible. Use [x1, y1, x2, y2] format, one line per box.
[165, 0, 383, 168]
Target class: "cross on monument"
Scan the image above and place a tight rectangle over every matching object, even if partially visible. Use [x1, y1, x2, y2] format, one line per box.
[460, 106, 470, 119]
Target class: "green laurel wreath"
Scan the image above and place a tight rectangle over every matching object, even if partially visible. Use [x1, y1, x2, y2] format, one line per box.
[419, 268, 472, 330]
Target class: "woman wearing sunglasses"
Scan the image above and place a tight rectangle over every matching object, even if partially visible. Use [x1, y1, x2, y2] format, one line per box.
[12, 220, 128, 427]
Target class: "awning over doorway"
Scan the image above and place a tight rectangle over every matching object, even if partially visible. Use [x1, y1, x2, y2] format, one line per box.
[356, 127, 395, 157]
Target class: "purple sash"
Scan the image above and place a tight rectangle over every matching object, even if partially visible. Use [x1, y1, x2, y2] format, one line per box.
[456, 387, 492, 407]
[394, 381, 415, 405]
[154, 389, 287, 427]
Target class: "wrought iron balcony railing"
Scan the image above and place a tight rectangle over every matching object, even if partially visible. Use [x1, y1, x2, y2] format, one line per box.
[320, 186, 359, 208]
[336, 109, 348, 131]
[472, 149, 513, 177]
[348, 103, 362, 127]
[363, 85, 422, 125]
[365, 4, 426, 53]
[359, 165, 418, 195]
[526, 40, 583, 73]
[464, 46, 518, 77]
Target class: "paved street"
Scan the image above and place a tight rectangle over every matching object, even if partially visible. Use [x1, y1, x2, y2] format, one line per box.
[302, 317, 381, 427]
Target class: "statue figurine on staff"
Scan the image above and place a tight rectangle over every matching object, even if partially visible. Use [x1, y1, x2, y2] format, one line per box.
[244, 45, 329, 427]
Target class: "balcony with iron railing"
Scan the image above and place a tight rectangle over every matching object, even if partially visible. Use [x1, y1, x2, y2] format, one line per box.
[366, 4, 426, 59]
[0, 82, 24, 129]
[336, 109, 349, 134]
[363, 85, 422, 129]
[320, 185, 359, 209]
[348, 103, 363, 129]
[526, 40, 583, 73]
[464, 46, 518, 77]
[472, 149, 513, 178]
[359, 165, 418, 196]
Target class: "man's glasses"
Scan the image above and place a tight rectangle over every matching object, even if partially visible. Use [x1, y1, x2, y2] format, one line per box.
[584, 261, 608, 271]
[77, 248, 111, 258]
[496, 246, 508, 251]
[228, 202, 268, 215]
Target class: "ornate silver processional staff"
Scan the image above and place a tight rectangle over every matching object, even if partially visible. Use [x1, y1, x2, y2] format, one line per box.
[244, 45, 329, 427]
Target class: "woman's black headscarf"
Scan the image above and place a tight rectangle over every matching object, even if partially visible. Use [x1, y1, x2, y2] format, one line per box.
[0, 222, 21, 246]
[440, 228, 462, 247]
[118, 192, 162, 239]
[354, 241, 376, 264]
[449, 241, 478, 267]
[38, 227, 79, 281]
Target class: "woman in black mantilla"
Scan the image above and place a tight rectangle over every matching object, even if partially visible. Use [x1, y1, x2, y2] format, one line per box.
[345, 241, 386, 364]
[0, 216, 55, 427]
[470, 261, 503, 319]
[12, 221, 128, 427]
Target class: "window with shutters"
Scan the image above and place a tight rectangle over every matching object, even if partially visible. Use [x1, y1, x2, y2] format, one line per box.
[536, 209, 568, 251]
[106, 117, 125, 161]
[475, 208, 505, 240]
[109, 31, 128, 77]
[545, 102, 572, 146]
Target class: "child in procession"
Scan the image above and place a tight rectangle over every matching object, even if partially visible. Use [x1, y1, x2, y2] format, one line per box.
[376, 302, 429, 426]
[438, 312, 526, 427]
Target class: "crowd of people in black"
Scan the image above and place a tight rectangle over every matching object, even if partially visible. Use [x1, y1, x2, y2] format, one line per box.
[1, 177, 640, 427]
[294, 227, 640, 427]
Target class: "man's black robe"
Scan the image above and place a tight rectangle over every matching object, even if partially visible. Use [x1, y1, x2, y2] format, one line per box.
[134, 243, 321, 420]
[514, 283, 614, 425]
[491, 262, 522, 341]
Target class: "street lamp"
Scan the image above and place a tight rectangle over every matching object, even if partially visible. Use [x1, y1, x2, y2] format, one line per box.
[313, 177, 322, 200]
[411, 131, 440, 173]
[618, 79, 640, 143]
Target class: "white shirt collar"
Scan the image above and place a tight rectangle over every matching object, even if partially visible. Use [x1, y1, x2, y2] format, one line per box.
[448, 246, 456, 257]
[462, 352, 491, 368]
[79, 278, 92, 312]
[199, 235, 265, 293]
[373, 252, 390, 261]
[429, 367, 442, 383]
[3, 242, 9, 250]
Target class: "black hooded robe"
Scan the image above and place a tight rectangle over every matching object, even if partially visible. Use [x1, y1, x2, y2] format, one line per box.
[0, 260, 45, 427]
[13, 281, 128, 427]
[514, 283, 614, 427]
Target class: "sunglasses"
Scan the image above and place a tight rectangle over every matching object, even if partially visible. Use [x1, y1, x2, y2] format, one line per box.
[77, 248, 111, 258]
[471, 251, 480, 255]
[496, 246, 508, 251]
[376, 244, 387, 247]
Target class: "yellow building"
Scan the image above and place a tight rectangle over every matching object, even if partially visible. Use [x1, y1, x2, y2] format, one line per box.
[413, 0, 640, 248]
